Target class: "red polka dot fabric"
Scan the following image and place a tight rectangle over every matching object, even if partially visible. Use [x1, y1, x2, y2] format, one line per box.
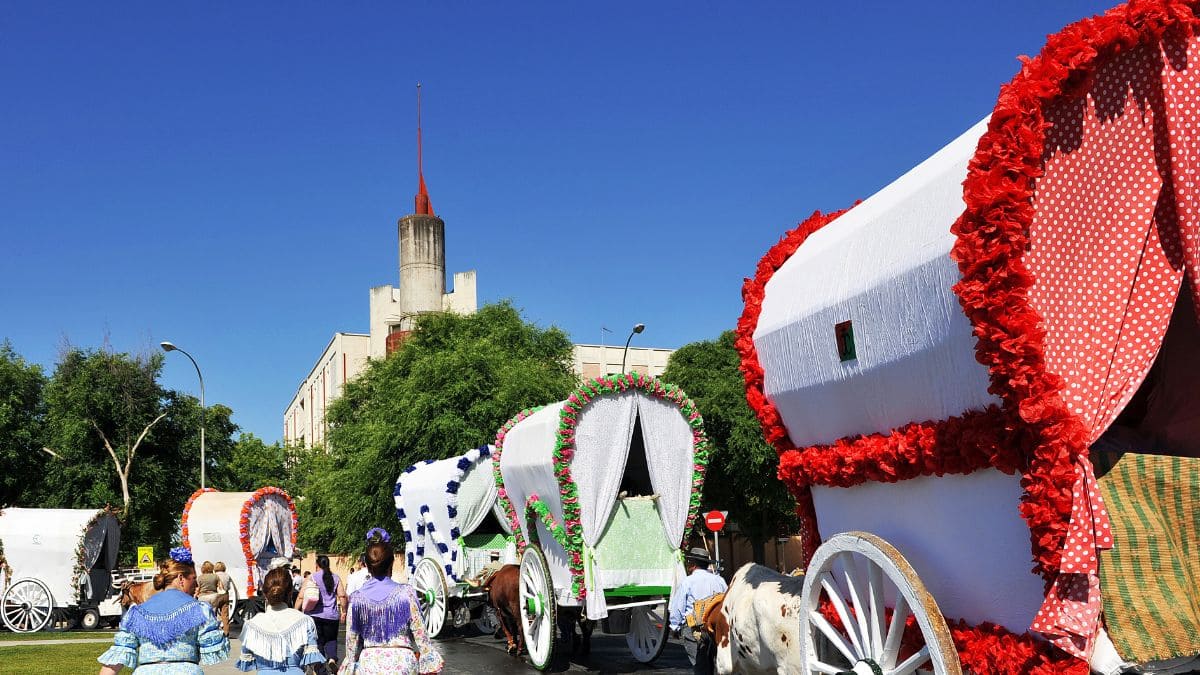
[1024, 35, 1200, 660]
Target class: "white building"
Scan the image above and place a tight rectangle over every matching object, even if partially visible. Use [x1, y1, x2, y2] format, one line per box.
[571, 344, 674, 380]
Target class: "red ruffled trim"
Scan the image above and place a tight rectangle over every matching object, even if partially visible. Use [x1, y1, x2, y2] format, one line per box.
[951, 0, 1200, 581]
[737, 1, 1200, 668]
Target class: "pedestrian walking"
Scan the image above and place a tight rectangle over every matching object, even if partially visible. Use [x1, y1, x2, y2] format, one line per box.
[669, 547, 728, 675]
[213, 561, 233, 636]
[341, 528, 443, 674]
[296, 554, 347, 674]
[234, 566, 324, 673]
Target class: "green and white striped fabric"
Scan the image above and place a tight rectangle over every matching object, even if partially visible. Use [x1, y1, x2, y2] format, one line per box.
[1098, 453, 1200, 664]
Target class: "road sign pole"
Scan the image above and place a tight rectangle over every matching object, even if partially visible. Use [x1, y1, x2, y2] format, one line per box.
[713, 530, 720, 573]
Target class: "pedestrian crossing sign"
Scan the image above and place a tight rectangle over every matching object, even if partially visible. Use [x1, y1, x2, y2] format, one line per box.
[137, 546, 155, 569]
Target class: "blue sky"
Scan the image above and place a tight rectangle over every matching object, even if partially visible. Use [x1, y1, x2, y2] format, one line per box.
[1, 1, 1115, 442]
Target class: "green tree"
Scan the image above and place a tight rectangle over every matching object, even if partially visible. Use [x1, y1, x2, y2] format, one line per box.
[662, 330, 798, 563]
[0, 342, 48, 507]
[304, 302, 577, 553]
[211, 433, 292, 493]
[41, 347, 237, 559]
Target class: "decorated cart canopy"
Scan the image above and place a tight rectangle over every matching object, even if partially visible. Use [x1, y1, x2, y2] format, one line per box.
[181, 487, 297, 599]
[0, 508, 119, 609]
[394, 444, 511, 582]
[494, 372, 709, 622]
[738, 1, 1200, 673]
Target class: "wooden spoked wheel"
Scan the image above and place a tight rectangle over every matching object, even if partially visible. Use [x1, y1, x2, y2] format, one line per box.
[799, 532, 961, 675]
[518, 545, 557, 671]
[412, 557, 450, 638]
[1, 578, 53, 633]
[626, 601, 669, 663]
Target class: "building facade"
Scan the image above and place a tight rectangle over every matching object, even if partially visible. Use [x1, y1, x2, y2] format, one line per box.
[283, 332, 369, 447]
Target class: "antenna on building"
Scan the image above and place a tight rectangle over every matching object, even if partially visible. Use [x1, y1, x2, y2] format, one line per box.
[415, 82, 434, 216]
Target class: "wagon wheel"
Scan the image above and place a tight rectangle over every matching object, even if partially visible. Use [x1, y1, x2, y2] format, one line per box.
[518, 545, 557, 671]
[1, 578, 53, 633]
[626, 601, 669, 663]
[799, 532, 960, 675]
[412, 557, 449, 638]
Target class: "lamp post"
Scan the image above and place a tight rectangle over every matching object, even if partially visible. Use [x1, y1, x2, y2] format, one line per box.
[621, 323, 645, 374]
[161, 341, 205, 489]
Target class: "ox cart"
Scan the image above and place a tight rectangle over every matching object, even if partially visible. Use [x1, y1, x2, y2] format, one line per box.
[736, 2, 1200, 674]
[494, 373, 711, 670]
[181, 487, 298, 627]
[395, 444, 518, 637]
[0, 508, 123, 632]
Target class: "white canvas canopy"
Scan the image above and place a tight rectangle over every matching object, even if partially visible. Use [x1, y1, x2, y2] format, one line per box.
[183, 489, 295, 599]
[754, 117, 997, 449]
[0, 508, 120, 608]
[497, 386, 699, 619]
[394, 445, 508, 581]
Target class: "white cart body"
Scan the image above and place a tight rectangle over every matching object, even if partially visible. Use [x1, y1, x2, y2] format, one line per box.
[0, 508, 120, 610]
[182, 488, 297, 602]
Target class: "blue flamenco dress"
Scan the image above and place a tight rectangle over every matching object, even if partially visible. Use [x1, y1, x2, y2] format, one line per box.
[97, 588, 230, 673]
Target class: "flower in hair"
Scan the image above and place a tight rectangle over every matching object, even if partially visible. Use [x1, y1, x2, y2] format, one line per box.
[169, 546, 193, 564]
[365, 527, 391, 544]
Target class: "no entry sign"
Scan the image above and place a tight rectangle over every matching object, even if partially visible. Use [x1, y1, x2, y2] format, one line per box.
[704, 510, 726, 532]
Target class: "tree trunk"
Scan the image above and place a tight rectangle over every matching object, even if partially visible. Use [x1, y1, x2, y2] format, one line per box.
[751, 537, 766, 564]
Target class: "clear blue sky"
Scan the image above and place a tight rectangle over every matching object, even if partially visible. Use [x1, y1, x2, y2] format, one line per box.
[1, 1, 1115, 443]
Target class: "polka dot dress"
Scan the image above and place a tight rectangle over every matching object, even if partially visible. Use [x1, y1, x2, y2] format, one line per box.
[1024, 34, 1200, 659]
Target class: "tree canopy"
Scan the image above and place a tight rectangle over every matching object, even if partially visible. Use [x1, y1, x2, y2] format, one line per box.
[662, 330, 798, 561]
[37, 347, 236, 559]
[302, 302, 577, 553]
[0, 342, 47, 508]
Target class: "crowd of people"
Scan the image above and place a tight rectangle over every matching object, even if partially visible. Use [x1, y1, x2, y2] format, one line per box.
[96, 529, 445, 674]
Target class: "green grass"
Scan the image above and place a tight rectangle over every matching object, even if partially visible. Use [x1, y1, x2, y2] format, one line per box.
[0, 630, 113, 642]
[0, 642, 109, 673]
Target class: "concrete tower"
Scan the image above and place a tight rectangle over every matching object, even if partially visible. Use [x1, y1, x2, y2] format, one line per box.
[369, 84, 477, 358]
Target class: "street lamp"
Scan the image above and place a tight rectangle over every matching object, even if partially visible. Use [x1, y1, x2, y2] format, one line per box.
[620, 323, 645, 374]
[161, 341, 206, 489]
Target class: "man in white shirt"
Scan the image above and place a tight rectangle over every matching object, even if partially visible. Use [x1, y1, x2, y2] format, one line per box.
[346, 555, 370, 597]
[669, 547, 727, 675]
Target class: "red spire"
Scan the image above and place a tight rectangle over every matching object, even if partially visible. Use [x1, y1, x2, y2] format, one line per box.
[414, 83, 435, 216]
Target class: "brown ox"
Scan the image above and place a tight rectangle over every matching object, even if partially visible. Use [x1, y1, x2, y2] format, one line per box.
[484, 564, 524, 655]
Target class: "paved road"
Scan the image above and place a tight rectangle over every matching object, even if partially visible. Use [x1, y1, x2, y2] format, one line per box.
[0, 625, 693, 674]
[203, 625, 692, 674]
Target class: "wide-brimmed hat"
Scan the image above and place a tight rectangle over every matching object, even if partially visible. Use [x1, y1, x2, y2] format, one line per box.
[684, 547, 714, 565]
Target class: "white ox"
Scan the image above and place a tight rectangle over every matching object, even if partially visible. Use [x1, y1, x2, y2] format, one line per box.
[710, 563, 805, 675]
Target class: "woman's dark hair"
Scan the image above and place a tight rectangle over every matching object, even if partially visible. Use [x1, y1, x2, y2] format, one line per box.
[317, 554, 334, 594]
[365, 540, 394, 578]
[262, 567, 292, 605]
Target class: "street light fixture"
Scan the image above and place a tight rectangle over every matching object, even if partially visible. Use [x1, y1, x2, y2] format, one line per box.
[621, 323, 645, 374]
[161, 341, 206, 489]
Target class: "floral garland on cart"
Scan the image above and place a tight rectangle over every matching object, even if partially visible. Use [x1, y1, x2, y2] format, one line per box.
[239, 487, 298, 596]
[71, 506, 121, 604]
[736, 2, 1200, 672]
[493, 372, 710, 600]
[180, 487, 217, 550]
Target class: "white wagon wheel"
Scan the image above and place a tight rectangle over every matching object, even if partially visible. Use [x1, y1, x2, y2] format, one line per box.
[800, 532, 960, 675]
[626, 601, 669, 663]
[2, 578, 54, 633]
[412, 557, 449, 638]
[518, 545, 557, 671]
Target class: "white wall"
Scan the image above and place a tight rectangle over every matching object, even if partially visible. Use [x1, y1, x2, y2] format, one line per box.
[571, 344, 674, 379]
[282, 333, 369, 448]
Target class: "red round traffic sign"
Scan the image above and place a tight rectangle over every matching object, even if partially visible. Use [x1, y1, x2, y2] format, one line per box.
[704, 510, 725, 532]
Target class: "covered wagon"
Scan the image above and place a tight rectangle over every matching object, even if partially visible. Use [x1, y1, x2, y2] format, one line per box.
[736, 2, 1200, 674]
[0, 507, 122, 632]
[181, 487, 297, 625]
[494, 373, 711, 670]
[394, 444, 517, 637]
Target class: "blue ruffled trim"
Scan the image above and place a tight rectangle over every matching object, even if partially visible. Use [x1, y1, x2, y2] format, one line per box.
[449, 526, 461, 539]
[396, 507, 406, 519]
[392, 482, 403, 496]
[419, 505, 430, 514]
[123, 598, 209, 647]
[456, 456, 472, 471]
[446, 480, 460, 494]
[96, 643, 138, 669]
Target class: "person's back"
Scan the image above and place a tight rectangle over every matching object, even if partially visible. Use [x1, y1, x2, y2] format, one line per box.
[236, 566, 322, 674]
